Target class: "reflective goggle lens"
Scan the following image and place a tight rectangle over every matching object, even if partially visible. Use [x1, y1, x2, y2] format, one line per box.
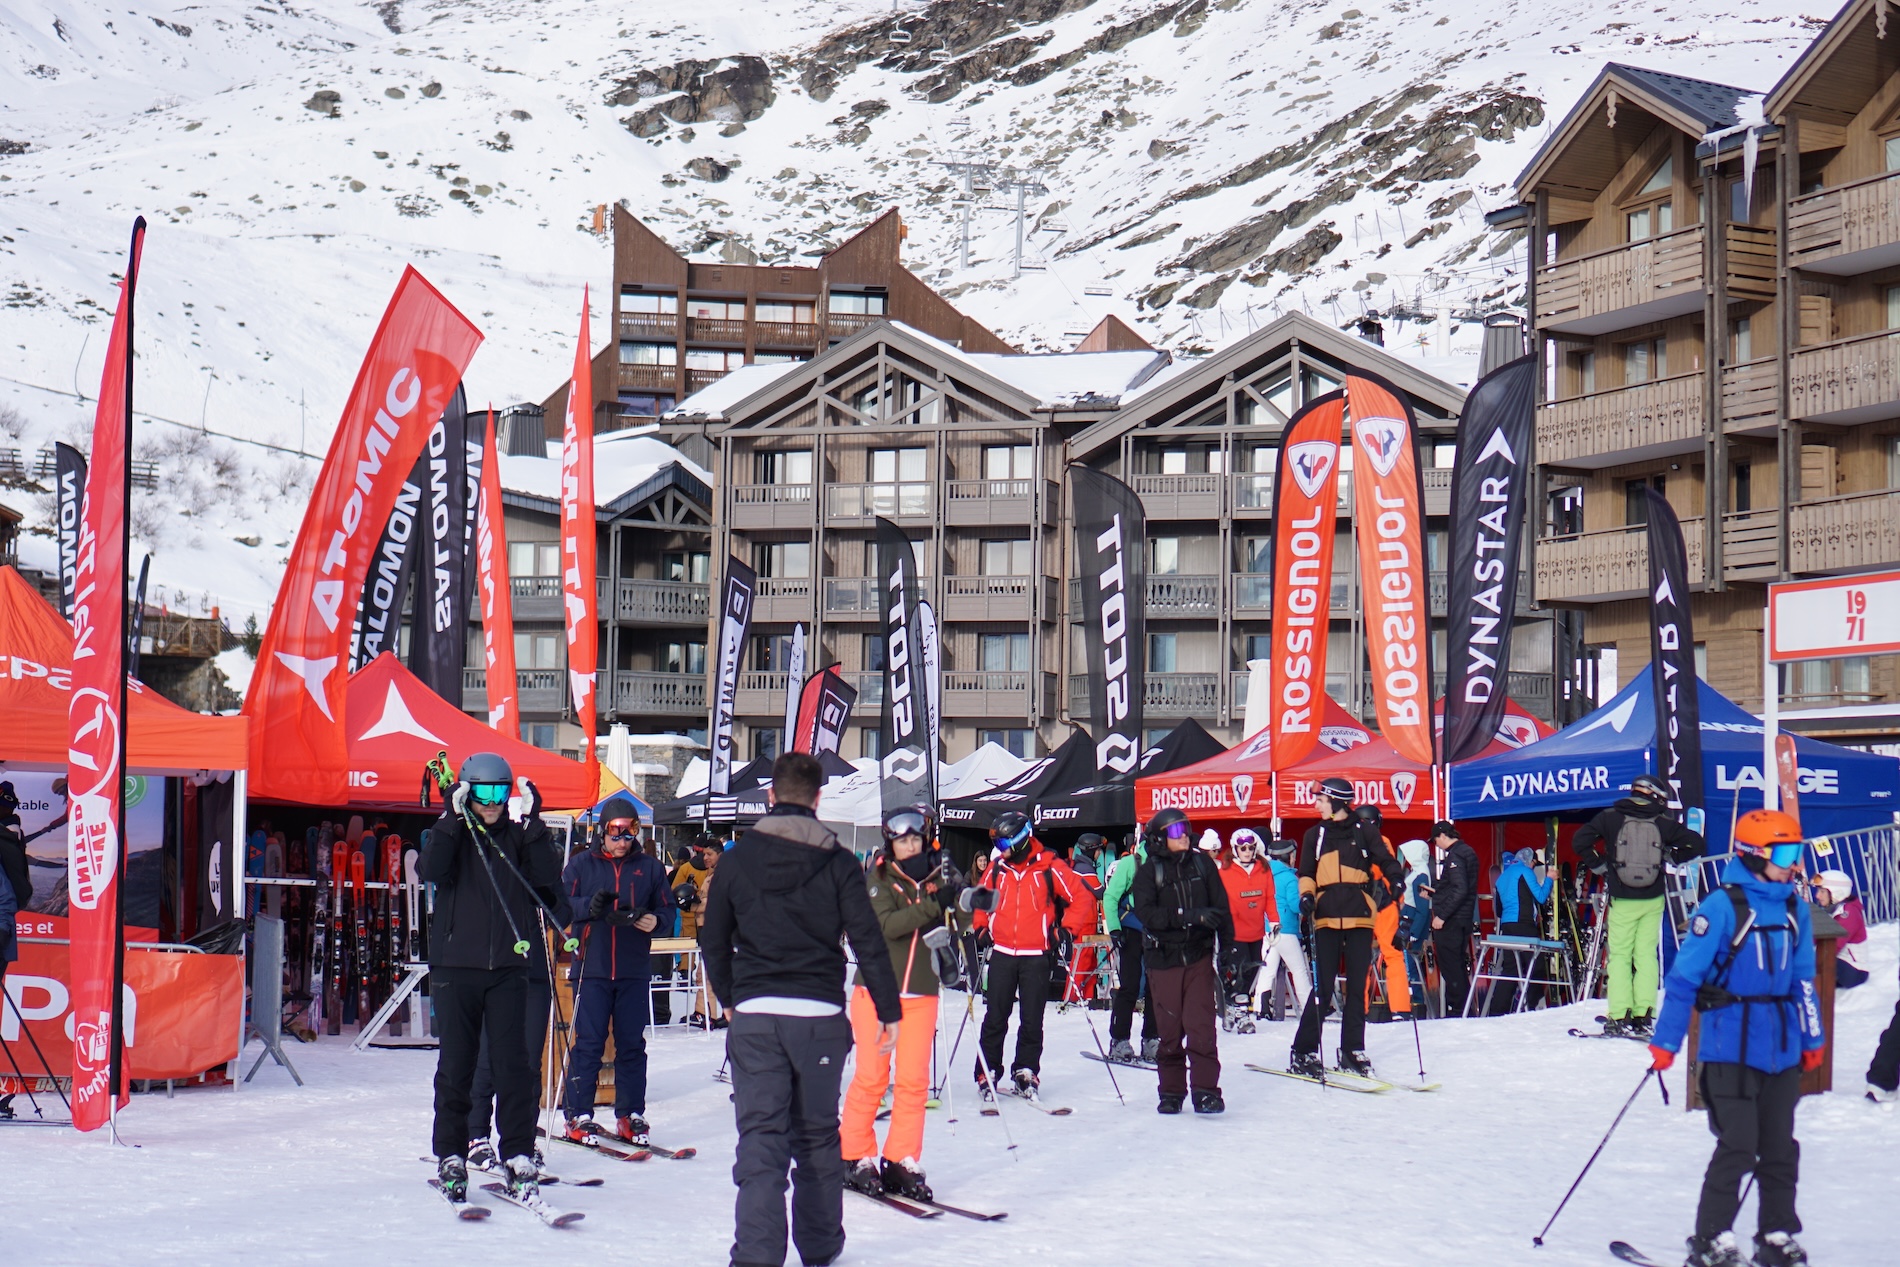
[1164, 821, 1190, 840]
[470, 782, 511, 806]
[887, 812, 927, 838]
[1768, 842, 1803, 868]
[605, 821, 637, 839]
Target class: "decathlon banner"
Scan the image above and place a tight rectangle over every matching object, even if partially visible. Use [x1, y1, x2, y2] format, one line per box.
[1645, 487, 1703, 810]
[476, 409, 519, 738]
[246, 268, 480, 804]
[1441, 355, 1535, 765]
[1070, 466, 1145, 778]
[54, 442, 87, 619]
[409, 383, 471, 702]
[560, 292, 599, 787]
[877, 516, 930, 815]
[1266, 394, 1345, 771]
[1347, 373, 1433, 767]
[65, 217, 144, 1131]
[708, 556, 757, 796]
[793, 667, 857, 756]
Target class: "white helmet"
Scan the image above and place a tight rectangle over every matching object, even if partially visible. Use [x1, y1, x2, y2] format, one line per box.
[1816, 869, 1854, 905]
[1230, 828, 1264, 855]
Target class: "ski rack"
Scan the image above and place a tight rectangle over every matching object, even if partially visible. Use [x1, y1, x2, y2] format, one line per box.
[351, 961, 435, 1051]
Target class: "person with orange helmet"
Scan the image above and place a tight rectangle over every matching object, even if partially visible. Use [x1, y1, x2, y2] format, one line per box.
[1648, 809, 1824, 1267]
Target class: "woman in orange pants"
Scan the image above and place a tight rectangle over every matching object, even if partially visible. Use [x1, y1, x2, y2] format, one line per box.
[840, 806, 962, 1203]
[1360, 810, 1413, 1015]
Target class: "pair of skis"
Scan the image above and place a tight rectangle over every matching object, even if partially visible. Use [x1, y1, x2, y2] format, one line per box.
[539, 1125, 698, 1164]
[847, 1189, 1006, 1222]
[979, 1084, 1072, 1116]
[1243, 1062, 1441, 1094]
[427, 1172, 584, 1227]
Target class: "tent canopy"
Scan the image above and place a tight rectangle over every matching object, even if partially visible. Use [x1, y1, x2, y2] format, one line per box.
[1447, 675, 1900, 838]
[1135, 695, 1370, 827]
[0, 566, 247, 773]
[940, 720, 1227, 832]
[1286, 698, 1552, 822]
[333, 654, 598, 812]
[653, 750, 857, 827]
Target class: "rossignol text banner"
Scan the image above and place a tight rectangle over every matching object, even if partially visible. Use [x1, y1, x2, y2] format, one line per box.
[66, 217, 142, 1131]
[1267, 394, 1345, 771]
[1646, 487, 1704, 810]
[877, 516, 930, 815]
[476, 409, 518, 737]
[1347, 373, 1433, 767]
[560, 293, 599, 786]
[708, 556, 757, 795]
[54, 442, 86, 619]
[1441, 355, 1535, 765]
[408, 383, 470, 701]
[793, 667, 858, 756]
[1070, 466, 1145, 778]
[245, 267, 482, 805]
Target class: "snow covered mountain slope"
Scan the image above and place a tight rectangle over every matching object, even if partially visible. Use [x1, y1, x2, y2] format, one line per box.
[0, 0, 1830, 620]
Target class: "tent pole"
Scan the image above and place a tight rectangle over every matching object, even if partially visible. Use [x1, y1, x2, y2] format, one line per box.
[1762, 601, 1779, 813]
[230, 768, 248, 1090]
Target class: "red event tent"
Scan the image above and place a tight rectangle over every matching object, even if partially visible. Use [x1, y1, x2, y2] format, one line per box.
[1136, 695, 1370, 826]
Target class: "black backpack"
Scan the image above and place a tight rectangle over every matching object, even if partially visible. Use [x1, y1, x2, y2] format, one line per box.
[1611, 815, 1665, 889]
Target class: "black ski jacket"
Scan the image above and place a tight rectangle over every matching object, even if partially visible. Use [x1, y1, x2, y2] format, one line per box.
[1573, 798, 1706, 902]
[1428, 837, 1483, 927]
[698, 804, 901, 1023]
[420, 810, 563, 971]
[1131, 847, 1232, 971]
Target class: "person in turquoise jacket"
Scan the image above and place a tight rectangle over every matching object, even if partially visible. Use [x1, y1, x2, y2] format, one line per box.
[1251, 838, 1309, 1018]
[1494, 848, 1553, 936]
[1648, 810, 1824, 1267]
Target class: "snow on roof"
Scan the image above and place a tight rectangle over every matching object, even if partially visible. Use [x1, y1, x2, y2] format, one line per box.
[497, 429, 710, 505]
[958, 348, 1167, 409]
[667, 362, 804, 420]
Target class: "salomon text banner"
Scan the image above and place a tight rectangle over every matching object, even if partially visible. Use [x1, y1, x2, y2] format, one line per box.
[66, 217, 142, 1130]
[54, 442, 86, 619]
[1070, 466, 1145, 778]
[877, 516, 930, 815]
[409, 383, 470, 701]
[476, 409, 518, 737]
[1347, 373, 1433, 767]
[1645, 488, 1703, 810]
[782, 624, 806, 755]
[1266, 395, 1345, 770]
[708, 556, 756, 796]
[1441, 355, 1536, 765]
[349, 456, 421, 671]
[245, 267, 481, 805]
[793, 667, 857, 756]
[561, 293, 599, 786]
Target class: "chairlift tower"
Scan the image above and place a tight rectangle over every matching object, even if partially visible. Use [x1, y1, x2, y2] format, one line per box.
[933, 156, 996, 271]
[994, 167, 1049, 280]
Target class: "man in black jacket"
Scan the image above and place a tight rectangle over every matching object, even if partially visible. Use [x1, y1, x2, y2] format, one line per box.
[699, 752, 901, 1267]
[1131, 808, 1233, 1115]
[1425, 820, 1482, 1017]
[420, 753, 563, 1209]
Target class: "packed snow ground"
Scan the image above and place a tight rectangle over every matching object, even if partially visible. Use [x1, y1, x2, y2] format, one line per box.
[8, 936, 1899, 1266]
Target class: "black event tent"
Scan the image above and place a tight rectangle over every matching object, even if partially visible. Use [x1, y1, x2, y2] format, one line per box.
[939, 719, 1226, 833]
[652, 750, 858, 827]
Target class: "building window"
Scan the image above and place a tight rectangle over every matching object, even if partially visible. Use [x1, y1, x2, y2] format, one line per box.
[1886, 285, 1900, 330]
[1886, 136, 1900, 172]
[1569, 350, 1596, 395]
[982, 539, 1032, 576]
[752, 352, 807, 365]
[621, 290, 678, 314]
[509, 541, 561, 577]
[979, 633, 1030, 672]
[1245, 634, 1273, 661]
[1238, 373, 1293, 424]
[1627, 156, 1674, 241]
[664, 641, 708, 675]
[753, 540, 811, 579]
[983, 444, 1033, 480]
[1889, 437, 1900, 488]
[751, 634, 797, 672]
[1158, 448, 1189, 475]
[1149, 632, 1177, 673]
[620, 341, 677, 365]
[516, 631, 561, 669]
[756, 301, 815, 324]
[830, 291, 888, 315]
[1732, 462, 1752, 514]
[687, 297, 743, 320]
[751, 728, 782, 761]
[663, 551, 711, 584]
[1548, 485, 1584, 537]
[1784, 657, 1875, 705]
[863, 633, 886, 673]
[1729, 178, 1754, 224]
[1625, 475, 1665, 527]
[528, 723, 558, 751]
[1730, 316, 1752, 362]
[1623, 337, 1666, 384]
[870, 448, 929, 516]
[1150, 537, 1180, 575]
[685, 347, 741, 371]
[756, 449, 814, 485]
[978, 728, 1036, 758]
[1242, 536, 1272, 573]
[860, 727, 883, 760]
[617, 392, 676, 418]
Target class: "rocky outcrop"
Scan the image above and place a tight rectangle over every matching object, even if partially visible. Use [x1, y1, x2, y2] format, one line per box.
[612, 55, 776, 138]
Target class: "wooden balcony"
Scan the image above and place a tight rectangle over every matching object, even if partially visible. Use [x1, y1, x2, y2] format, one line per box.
[942, 671, 1036, 720]
[944, 477, 1048, 527]
[825, 482, 933, 523]
[687, 368, 724, 392]
[1534, 225, 1705, 336]
[1071, 673, 1221, 720]
[844, 671, 883, 713]
[619, 313, 678, 340]
[1787, 330, 1900, 425]
[613, 670, 708, 717]
[1789, 488, 1900, 573]
[940, 574, 1035, 622]
[751, 576, 814, 624]
[614, 578, 710, 625]
[729, 482, 815, 530]
[1230, 472, 1274, 514]
[688, 316, 748, 343]
[510, 575, 564, 621]
[734, 670, 790, 719]
[1721, 510, 1781, 579]
[1232, 574, 1272, 613]
[1721, 357, 1779, 434]
[462, 667, 567, 716]
[617, 363, 679, 391]
[1788, 170, 1900, 276]
[827, 312, 880, 339]
[1133, 472, 1221, 519]
[1537, 372, 1704, 468]
[1535, 520, 1705, 603]
[1422, 467, 1453, 516]
[1146, 574, 1220, 617]
[755, 320, 819, 347]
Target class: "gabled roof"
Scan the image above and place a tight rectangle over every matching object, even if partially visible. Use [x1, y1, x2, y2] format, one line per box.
[1515, 62, 1762, 199]
[497, 430, 710, 522]
[1765, 0, 1900, 122]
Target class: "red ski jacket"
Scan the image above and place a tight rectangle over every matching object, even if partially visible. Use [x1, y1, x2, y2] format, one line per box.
[1219, 858, 1275, 943]
[972, 841, 1097, 956]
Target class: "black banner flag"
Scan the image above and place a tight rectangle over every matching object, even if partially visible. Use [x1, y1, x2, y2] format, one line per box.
[793, 667, 858, 756]
[877, 516, 931, 815]
[708, 555, 757, 796]
[1070, 466, 1145, 779]
[1645, 487, 1703, 810]
[408, 383, 470, 700]
[1441, 354, 1536, 764]
[54, 441, 87, 618]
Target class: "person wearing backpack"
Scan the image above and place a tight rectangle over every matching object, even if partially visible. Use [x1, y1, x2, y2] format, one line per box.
[1574, 774, 1707, 1038]
[1647, 810, 1823, 1267]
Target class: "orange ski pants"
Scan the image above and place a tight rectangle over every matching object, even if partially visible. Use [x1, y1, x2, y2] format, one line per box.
[1367, 902, 1412, 1014]
[840, 988, 939, 1164]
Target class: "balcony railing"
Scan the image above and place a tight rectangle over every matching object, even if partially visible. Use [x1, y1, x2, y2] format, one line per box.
[827, 312, 881, 339]
[946, 478, 1033, 501]
[1146, 574, 1220, 616]
[942, 671, 1033, 718]
[1071, 672, 1222, 719]
[1787, 330, 1900, 423]
[1538, 372, 1704, 467]
[688, 316, 748, 343]
[1132, 472, 1222, 519]
[1721, 356, 1779, 430]
[1535, 225, 1705, 334]
[1535, 519, 1705, 603]
[461, 667, 567, 716]
[614, 670, 708, 716]
[510, 574, 564, 620]
[1233, 574, 1272, 612]
[735, 670, 790, 717]
[751, 576, 814, 622]
[822, 576, 932, 618]
[1790, 488, 1900, 573]
[1721, 510, 1780, 576]
[1231, 471, 1274, 511]
[617, 363, 678, 391]
[686, 368, 724, 392]
[1788, 169, 1900, 274]
[619, 313, 678, 340]
[755, 320, 819, 347]
[945, 477, 1041, 527]
[615, 578, 710, 624]
[729, 482, 815, 530]
[826, 482, 933, 521]
[845, 672, 883, 711]
[941, 574, 1035, 622]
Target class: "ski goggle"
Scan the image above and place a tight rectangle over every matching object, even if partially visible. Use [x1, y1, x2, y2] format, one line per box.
[884, 811, 929, 840]
[469, 781, 512, 806]
[1162, 820, 1191, 841]
[604, 821, 638, 840]
[1765, 842, 1804, 868]
[1231, 834, 1260, 854]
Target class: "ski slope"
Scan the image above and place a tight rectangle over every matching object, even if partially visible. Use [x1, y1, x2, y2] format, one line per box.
[7, 937, 1897, 1266]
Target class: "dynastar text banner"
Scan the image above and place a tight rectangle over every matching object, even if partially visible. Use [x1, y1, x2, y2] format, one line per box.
[1267, 394, 1345, 770]
[708, 556, 756, 796]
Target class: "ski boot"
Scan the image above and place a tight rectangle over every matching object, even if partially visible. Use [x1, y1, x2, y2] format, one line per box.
[974, 1072, 998, 1104]
[502, 1153, 540, 1202]
[465, 1138, 498, 1172]
[1191, 1088, 1225, 1115]
[880, 1157, 933, 1203]
[563, 1113, 601, 1143]
[1232, 1009, 1257, 1036]
[1751, 1232, 1809, 1267]
[1012, 1069, 1041, 1103]
[1288, 1050, 1325, 1078]
[436, 1154, 470, 1203]
[1156, 1092, 1185, 1115]
[1107, 1039, 1138, 1063]
[1867, 1081, 1899, 1104]
[843, 1157, 884, 1196]
[1627, 1011, 1655, 1039]
[1337, 1049, 1375, 1078]
[616, 1114, 650, 1147]
[1602, 1016, 1631, 1039]
[1140, 1037, 1161, 1063]
[1683, 1231, 1746, 1267]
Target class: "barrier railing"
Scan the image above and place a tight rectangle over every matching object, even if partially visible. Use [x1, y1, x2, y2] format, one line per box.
[1689, 824, 1899, 925]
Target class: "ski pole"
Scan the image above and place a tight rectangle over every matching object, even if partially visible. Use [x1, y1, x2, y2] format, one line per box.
[1080, 1002, 1125, 1106]
[1409, 1005, 1427, 1082]
[963, 990, 1017, 1154]
[1533, 1068, 1657, 1246]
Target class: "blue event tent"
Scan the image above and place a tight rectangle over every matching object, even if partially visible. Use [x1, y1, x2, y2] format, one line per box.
[1447, 675, 1899, 839]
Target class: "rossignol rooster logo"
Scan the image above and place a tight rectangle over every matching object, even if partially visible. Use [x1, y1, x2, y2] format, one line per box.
[1390, 771, 1417, 813]
[1286, 440, 1337, 498]
[1231, 774, 1254, 812]
[1354, 416, 1409, 478]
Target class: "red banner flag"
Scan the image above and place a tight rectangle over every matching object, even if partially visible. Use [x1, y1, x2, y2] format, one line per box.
[476, 408, 519, 738]
[1347, 372, 1433, 766]
[67, 217, 144, 1130]
[1267, 392, 1346, 771]
[560, 291, 599, 786]
[245, 268, 481, 804]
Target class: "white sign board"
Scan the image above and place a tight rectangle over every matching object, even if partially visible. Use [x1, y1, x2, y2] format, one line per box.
[1768, 569, 1900, 663]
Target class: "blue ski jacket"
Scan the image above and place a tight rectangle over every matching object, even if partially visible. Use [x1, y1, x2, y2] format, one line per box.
[564, 847, 675, 981]
[1494, 858, 1553, 929]
[1653, 858, 1823, 1073]
[1267, 857, 1301, 935]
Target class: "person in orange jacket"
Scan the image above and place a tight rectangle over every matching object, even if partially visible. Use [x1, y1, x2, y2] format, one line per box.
[963, 811, 1097, 1104]
[1357, 807, 1412, 1017]
[1218, 828, 1275, 1034]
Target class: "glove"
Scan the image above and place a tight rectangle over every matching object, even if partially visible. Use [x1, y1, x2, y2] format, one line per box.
[922, 925, 953, 952]
[587, 889, 617, 920]
[1648, 1045, 1675, 1072]
[1801, 1047, 1825, 1073]
[522, 779, 543, 819]
[1299, 893, 1315, 920]
[1108, 928, 1124, 950]
[1193, 907, 1225, 930]
[449, 781, 471, 817]
[959, 887, 998, 914]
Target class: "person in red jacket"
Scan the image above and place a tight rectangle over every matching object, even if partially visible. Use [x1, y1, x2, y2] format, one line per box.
[963, 811, 1096, 1104]
[1218, 828, 1274, 1034]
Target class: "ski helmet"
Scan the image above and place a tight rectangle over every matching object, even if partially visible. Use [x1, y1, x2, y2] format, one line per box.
[1815, 869, 1853, 906]
[1230, 828, 1263, 858]
[991, 811, 1033, 856]
[1630, 774, 1670, 806]
[1266, 837, 1297, 862]
[459, 752, 514, 806]
[1317, 776, 1354, 810]
[882, 807, 931, 849]
[1354, 804, 1383, 829]
[1144, 807, 1192, 850]
[1733, 809, 1803, 871]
